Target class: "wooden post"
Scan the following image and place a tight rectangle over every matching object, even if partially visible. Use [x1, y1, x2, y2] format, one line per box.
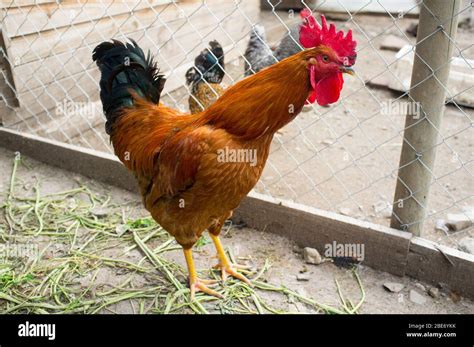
[391, 0, 461, 235]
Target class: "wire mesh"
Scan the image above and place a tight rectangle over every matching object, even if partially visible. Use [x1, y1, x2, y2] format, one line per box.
[0, 0, 472, 251]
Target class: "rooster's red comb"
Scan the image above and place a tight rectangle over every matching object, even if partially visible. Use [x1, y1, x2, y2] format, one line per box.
[299, 12, 357, 66]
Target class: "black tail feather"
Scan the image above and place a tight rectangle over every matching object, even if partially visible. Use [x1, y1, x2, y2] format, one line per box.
[92, 39, 166, 134]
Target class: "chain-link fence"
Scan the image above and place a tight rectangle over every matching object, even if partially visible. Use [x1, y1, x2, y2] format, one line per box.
[0, 0, 473, 252]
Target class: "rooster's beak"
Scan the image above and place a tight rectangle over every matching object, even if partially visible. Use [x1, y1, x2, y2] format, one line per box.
[340, 66, 355, 76]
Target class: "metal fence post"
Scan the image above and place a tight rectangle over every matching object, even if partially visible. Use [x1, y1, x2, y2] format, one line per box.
[390, 0, 462, 235]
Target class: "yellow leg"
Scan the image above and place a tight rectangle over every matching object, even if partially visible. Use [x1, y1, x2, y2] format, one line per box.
[209, 234, 252, 285]
[183, 248, 222, 300]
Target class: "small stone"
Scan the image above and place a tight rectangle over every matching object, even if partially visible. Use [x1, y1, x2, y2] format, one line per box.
[299, 265, 308, 273]
[381, 206, 393, 219]
[409, 290, 427, 305]
[428, 287, 439, 298]
[339, 207, 352, 216]
[414, 283, 426, 292]
[303, 247, 322, 265]
[458, 237, 474, 255]
[90, 206, 108, 218]
[66, 198, 77, 210]
[383, 282, 405, 293]
[115, 224, 130, 237]
[380, 34, 407, 51]
[321, 139, 332, 146]
[445, 213, 472, 231]
[435, 219, 449, 233]
[374, 201, 392, 218]
[296, 274, 310, 281]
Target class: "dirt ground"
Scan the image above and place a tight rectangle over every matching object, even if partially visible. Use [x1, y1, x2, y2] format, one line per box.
[0, 147, 472, 314]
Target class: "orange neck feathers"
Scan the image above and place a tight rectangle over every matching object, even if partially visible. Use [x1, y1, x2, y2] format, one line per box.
[201, 49, 316, 139]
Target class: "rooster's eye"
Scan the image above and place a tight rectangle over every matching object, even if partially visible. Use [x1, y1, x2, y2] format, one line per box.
[322, 55, 329, 63]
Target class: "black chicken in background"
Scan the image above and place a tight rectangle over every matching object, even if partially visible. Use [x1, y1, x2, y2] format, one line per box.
[185, 40, 225, 114]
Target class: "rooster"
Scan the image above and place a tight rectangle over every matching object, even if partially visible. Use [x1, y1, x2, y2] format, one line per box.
[185, 40, 225, 114]
[244, 9, 311, 76]
[92, 13, 356, 299]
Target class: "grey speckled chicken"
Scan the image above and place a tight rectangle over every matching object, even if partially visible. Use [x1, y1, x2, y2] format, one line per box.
[244, 10, 309, 76]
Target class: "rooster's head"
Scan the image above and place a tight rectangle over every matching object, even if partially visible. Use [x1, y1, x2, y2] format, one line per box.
[299, 10, 357, 106]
